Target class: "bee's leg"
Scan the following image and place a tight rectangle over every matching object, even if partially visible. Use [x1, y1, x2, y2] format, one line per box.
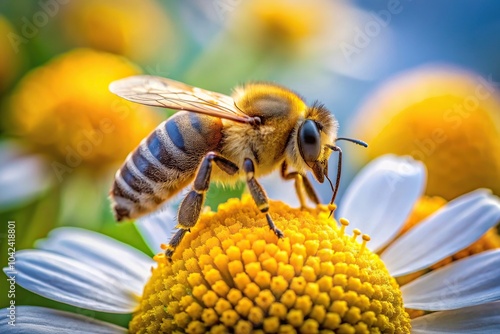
[244, 158, 284, 238]
[165, 229, 189, 259]
[280, 161, 320, 208]
[165, 152, 239, 259]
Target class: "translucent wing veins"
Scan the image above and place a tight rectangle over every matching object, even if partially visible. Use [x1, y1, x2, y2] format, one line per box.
[109, 75, 255, 124]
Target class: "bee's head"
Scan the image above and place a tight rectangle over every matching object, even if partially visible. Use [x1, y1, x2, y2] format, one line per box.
[296, 103, 367, 206]
[297, 104, 338, 183]
[298, 119, 328, 182]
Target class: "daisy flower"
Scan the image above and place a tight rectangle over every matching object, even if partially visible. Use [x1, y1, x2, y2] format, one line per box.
[2, 155, 500, 333]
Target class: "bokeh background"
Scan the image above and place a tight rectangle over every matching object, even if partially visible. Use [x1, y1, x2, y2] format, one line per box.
[1, 0, 499, 327]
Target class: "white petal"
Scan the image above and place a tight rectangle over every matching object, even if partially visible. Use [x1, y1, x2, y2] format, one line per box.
[0, 142, 51, 209]
[402, 250, 500, 310]
[36, 227, 154, 296]
[337, 155, 426, 251]
[0, 306, 127, 333]
[136, 201, 180, 254]
[4, 250, 140, 313]
[411, 301, 500, 334]
[382, 189, 500, 276]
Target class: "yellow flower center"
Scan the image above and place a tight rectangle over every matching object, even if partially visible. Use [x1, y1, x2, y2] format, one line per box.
[351, 67, 500, 200]
[130, 196, 410, 333]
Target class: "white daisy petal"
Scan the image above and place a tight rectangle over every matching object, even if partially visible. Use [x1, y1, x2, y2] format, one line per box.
[4, 250, 139, 313]
[136, 202, 179, 254]
[411, 301, 500, 334]
[382, 189, 500, 277]
[401, 250, 500, 310]
[337, 155, 426, 251]
[36, 227, 154, 296]
[0, 306, 127, 333]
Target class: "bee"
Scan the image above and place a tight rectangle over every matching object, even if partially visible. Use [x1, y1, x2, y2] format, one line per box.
[109, 76, 367, 258]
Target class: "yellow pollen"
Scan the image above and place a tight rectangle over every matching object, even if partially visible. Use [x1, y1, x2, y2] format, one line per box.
[129, 196, 410, 333]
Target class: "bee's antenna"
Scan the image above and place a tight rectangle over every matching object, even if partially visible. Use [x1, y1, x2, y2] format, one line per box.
[336, 137, 368, 147]
[325, 137, 367, 217]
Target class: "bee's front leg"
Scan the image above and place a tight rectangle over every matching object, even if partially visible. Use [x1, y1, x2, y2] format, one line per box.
[280, 161, 320, 208]
[165, 152, 239, 259]
[243, 158, 284, 239]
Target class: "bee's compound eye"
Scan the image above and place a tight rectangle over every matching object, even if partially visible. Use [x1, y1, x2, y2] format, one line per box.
[298, 119, 321, 163]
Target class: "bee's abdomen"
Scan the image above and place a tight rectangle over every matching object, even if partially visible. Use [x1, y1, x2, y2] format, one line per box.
[111, 112, 223, 220]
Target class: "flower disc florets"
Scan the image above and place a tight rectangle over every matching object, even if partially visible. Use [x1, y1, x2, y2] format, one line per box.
[130, 196, 410, 333]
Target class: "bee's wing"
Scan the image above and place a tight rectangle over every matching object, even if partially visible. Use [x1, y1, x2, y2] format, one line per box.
[109, 75, 254, 124]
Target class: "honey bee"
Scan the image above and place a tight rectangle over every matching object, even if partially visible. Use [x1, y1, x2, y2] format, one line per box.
[109, 76, 367, 258]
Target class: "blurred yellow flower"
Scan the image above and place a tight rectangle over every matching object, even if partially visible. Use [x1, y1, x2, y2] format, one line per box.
[228, 0, 329, 56]
[58, 0, 176, 64]
[0, 15, 22, 92]
[133, 196, 410, 333]
[8, 48, 160, 179]
[350, 66, 500, 200]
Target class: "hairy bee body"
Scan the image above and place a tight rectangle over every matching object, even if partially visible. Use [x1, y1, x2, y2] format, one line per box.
[111, 83, 324, 221]
[112, 111, 223, 220]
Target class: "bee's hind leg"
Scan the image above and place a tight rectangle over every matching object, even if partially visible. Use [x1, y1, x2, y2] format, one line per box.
[165, 152, 239, 260]
[280, 161, 320, 209]
[244, 158, 284, 239]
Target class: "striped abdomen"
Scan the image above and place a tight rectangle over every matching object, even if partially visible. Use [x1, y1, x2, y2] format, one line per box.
[111, 111, 223, 221]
